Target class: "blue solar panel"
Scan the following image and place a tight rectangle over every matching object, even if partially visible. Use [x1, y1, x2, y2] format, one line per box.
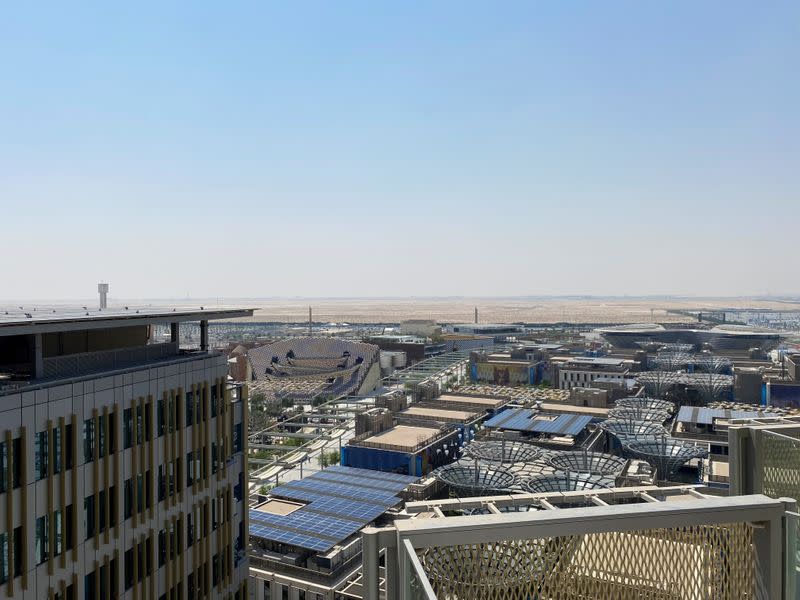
[274, 477, 399, 504]
[313, 470, 413, 493]
[676, 406, 777, 426]
[250, 466, 414, 552]
[484, 408, 591, 436]
[325, 465, 418, 485]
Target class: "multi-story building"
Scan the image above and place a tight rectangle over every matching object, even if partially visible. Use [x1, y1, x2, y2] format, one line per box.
[553, 356, 632, 390]
[0, 307, 252, 600]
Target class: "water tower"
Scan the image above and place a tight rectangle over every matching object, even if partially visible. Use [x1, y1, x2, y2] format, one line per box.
[98, 282, 109, 309]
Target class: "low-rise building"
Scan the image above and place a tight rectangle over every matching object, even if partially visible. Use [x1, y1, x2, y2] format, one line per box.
[342, 425, 461, 477]
[553, 356, 632, 390]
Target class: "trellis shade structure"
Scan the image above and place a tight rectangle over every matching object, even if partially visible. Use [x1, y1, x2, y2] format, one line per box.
[361, 492, 798, 600]
[600, 419, 668, 442]
[463, 440, 544, 464]
[433, 463, 517, 496]
[624, 438, 708, 480]
[548, 451, 628, 477]
[614, 397, 676, 414]
[608, 407, 671, 423]
[521, 472, 615, 493]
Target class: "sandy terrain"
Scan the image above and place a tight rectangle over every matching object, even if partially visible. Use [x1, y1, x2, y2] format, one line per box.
[209, 297, 800, 325]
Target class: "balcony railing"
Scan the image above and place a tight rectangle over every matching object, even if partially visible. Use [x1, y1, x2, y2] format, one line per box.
[362, 486, 798, 600]
[41, 342, 180, 379]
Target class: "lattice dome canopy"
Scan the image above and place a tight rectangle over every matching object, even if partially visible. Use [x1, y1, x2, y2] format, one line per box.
[434, 464, 517, 495]
[624, 438, 708, 479]
[600, 419, 668, 441]
[520, 473, 615, 493]
[607, 407, 670, 423]
[464, 440, 544, 464]
[614, 397, 676, 414]
[549, 451, 627, 477]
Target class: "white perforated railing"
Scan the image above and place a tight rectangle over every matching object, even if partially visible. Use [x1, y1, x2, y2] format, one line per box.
[363, 491, 798, 600]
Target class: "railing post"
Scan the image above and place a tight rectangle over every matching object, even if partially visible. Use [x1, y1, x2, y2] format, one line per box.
[361, 528, 380, 600]
[753, 510, 785, 600]
[781, 498, 798, 600]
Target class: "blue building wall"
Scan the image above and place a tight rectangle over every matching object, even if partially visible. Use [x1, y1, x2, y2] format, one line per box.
[340, 445, 416, 475]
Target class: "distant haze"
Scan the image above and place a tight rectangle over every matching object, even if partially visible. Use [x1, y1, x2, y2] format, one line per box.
[3, 297, 800, 326]
[1, 3, 797, 299]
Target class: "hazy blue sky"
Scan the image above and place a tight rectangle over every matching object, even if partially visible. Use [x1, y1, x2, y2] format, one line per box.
[1, 2, 798, 300]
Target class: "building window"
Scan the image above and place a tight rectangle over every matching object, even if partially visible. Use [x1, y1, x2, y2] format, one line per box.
[98, 414, 107, 457]
[85, 495, 95, 540]
[53, 426, 62, 474]
[84, 418, 95, 463]
[136, 404, 145, 444]
[65, 423, 74, 469]
[186, 452, 194, 487]
[35, 430, 48, 479]
[35, 515, 48, 564]
[123, 408, 133, 448]
[186, 391, 194, 427]
[0, 533, 7, 584]
[157, 399, 165, 437]
[0, 441, 7, 494]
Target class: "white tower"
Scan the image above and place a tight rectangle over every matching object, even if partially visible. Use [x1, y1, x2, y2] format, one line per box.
[98, 282, 109, 309]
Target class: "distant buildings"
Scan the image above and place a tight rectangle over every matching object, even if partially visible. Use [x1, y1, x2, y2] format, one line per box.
[447, 323, 524, 342]
[596, 323, 782, 351]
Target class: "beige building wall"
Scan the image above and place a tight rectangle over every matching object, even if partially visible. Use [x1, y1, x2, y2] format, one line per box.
[0, 354, 249, 600]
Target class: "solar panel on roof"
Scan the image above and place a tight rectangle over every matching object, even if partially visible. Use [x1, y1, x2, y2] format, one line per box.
[250, 466, 413, 552]
[484, 408, 591, 436]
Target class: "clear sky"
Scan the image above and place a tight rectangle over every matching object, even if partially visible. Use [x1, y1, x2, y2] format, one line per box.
[1, 2, 798, 300]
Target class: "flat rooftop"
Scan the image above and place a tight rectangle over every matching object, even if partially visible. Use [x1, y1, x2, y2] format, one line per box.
[540, 402, 610, 417]
[399, 406, 477, 422]
[362, 425, 442, 449]
[563, 357, 627, 367]
[0, 306, 255, 336]
[437, 393, 507, 407]
[250, 465, 417, 553]
[484, 408, 593, 436]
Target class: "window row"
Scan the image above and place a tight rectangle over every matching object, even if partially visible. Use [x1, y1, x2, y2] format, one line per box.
[84, 413, 116, 463]
[85, 557, 119, 600]
[35, 424, 75, 480]
[85, 488, 116, 540]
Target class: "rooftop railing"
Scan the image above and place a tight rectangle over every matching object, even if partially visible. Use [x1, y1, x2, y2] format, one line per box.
[362, 486, 798, 600]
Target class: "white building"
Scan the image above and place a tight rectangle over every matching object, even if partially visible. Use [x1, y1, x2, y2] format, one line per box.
[554, 356, 631, 390]
[0, 307, 252, 600]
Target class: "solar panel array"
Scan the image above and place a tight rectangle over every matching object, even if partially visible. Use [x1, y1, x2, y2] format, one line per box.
[250, 465, 417, 552]
[484, 408, 592, 436]
[676, 405, 777, 426]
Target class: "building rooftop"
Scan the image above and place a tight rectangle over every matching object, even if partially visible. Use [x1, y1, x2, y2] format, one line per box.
[676, 405, 779, 426]
[563, 356, 627, 367]
[250, 465, 417, 553]
[484, 408, 593, 436]
[0, 306, 254, 336]
[399, 406, 477, 422]
[361, 425, 442, 450]
[437, 393, 507, 407]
